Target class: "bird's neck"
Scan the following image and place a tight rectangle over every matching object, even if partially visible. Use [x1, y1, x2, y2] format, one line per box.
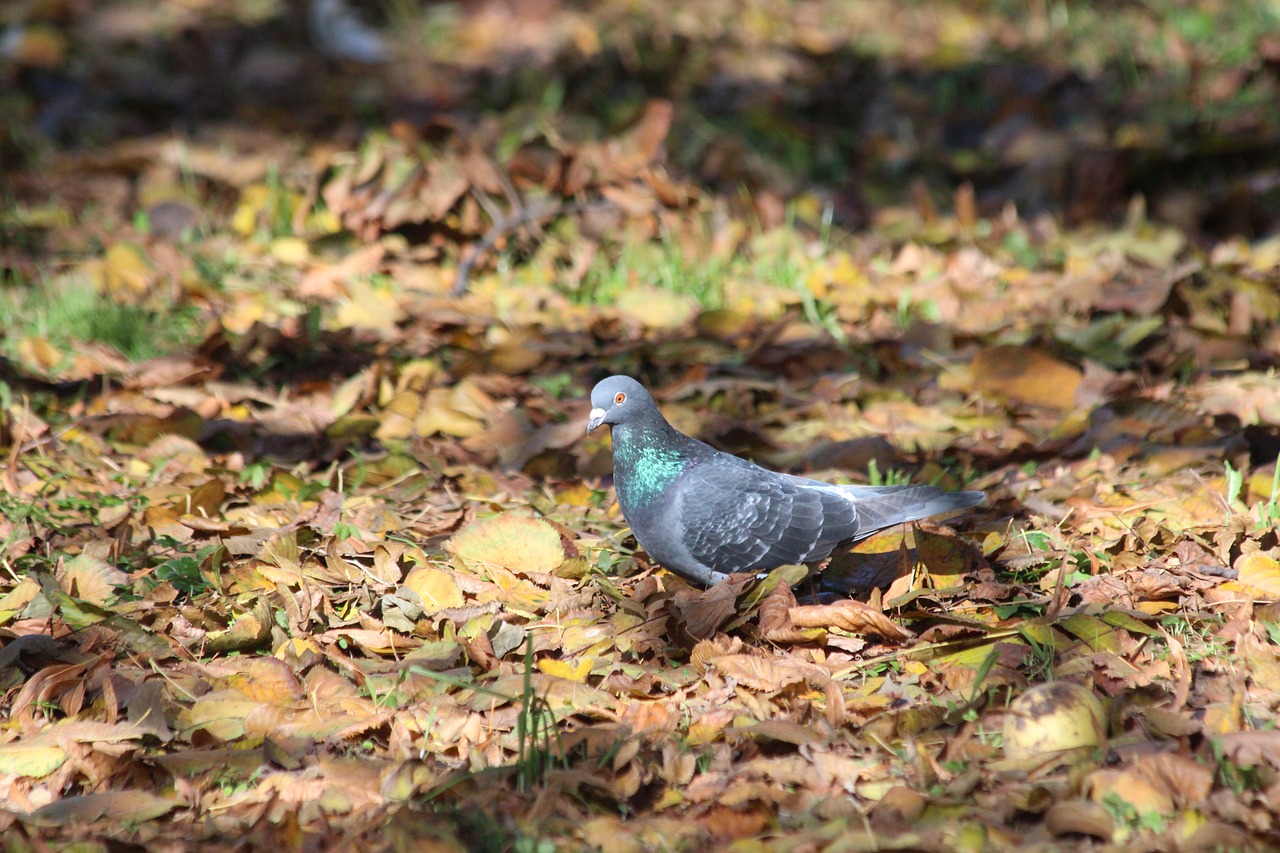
[611, 417, 691, 510]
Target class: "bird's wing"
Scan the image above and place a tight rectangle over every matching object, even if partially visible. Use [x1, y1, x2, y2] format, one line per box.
[678, 463, 859, 575]
[834, 484, 985, 538]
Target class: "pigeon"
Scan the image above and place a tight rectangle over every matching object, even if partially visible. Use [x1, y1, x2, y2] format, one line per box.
[587, 375, 984, 588]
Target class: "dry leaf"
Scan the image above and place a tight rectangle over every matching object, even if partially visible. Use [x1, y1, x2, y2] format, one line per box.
[538, 657, 595, 682]
[789, 600, 913, 642]
[64, 553, 127, 607]
[447, 512, 565, 574]
[970, 345, 1082, 410]
[404, 566, 465, 614]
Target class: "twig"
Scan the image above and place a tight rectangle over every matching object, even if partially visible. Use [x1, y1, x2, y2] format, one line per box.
[450, 197, 612, 297]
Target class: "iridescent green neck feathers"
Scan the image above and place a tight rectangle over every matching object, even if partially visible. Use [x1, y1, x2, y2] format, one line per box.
[611, 423, 687, 510]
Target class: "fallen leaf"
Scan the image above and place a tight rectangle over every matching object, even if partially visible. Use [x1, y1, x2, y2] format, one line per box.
[790, 600, 913, 642]
[31, 791, 181, 825]
[1234, 551, 1280, 597]
[404, 566, 465, 613]
[447, 512, 565, 574]
[0, 741, 69, 778]
[970, 346, 1082, 410]
[537, 657, 594, 682]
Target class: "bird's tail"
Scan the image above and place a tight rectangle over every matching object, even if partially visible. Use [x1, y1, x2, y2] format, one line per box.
[842, 484, 985, 540]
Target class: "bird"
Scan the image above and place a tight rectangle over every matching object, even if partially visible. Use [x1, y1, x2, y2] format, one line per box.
[587, 375, 984, 588]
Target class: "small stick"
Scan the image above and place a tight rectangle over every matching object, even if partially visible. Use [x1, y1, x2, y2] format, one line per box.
[450, 197, 611, 297]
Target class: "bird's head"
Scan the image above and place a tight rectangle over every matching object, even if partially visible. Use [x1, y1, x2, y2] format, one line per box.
[587, 375, 652, 433]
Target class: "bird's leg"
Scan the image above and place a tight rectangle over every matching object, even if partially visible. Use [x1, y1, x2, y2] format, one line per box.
[801, 557, 833, 604]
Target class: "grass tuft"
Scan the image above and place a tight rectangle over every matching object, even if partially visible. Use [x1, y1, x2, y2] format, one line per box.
[0, 277, 200, 362]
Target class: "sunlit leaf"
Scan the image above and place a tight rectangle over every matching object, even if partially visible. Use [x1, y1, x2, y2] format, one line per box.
[537, 656, 594, 682]
[447, 512, 565, 574]
[404, 566, 465, 613]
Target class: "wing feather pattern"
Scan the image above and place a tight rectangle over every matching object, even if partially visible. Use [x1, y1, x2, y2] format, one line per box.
[678, 462, 859, 576]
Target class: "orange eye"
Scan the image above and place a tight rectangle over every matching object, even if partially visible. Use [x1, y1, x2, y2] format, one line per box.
[614, 392, 627, 404]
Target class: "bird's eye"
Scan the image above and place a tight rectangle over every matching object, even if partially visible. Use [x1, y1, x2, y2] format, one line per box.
[614, 392, 626, 404]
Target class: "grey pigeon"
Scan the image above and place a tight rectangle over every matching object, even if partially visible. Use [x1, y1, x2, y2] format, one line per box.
[587, 375, 984, 588]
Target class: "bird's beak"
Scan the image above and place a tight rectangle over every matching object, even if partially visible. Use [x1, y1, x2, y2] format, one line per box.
[586, 407, 607, 434]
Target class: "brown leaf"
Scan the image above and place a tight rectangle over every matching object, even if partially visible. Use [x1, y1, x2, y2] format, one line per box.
[971, 345, 1082, 410]
[670, 578, 742, 641]
[1129, 752, 1214, 807]
[1214, 730, 1280, 768]
[124, 356, 218, 389]
[789, 600, 913, 642]
[711, 655, 807, 692]
[689, 635, 744, 675]
[64, 553, 126, 607]
[1044, 801, 1114, 840]
[612, 100, 673, 174]
[31, 791, 181, 825]
[461, 146, 506, 195]
[419, 157, 470, 221]
[203, 598, 273, 653]
[759, 584, 812, 644]
[461, 630, 499, 671]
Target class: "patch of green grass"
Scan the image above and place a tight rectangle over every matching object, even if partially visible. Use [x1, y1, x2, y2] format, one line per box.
[1158, 614, 1230, 664]
[573, 228, 728, 309]
[0, 481, 138, 546]
[1225, 455, 1280, 532]
[0, 277, 200, 363]
[867, 458, 912, 487]
[568, 205, 853, 341]
[513, 637, 567, 794]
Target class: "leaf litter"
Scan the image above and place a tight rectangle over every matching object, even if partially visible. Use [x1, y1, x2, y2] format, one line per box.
[3, 0, 1280, 850]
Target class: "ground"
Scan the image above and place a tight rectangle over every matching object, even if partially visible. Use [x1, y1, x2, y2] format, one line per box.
[2, 0, 1280, 850]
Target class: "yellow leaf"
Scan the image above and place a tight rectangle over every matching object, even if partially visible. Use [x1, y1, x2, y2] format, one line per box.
[616, 287, 697, 330]
[555, 484, 596, 507]
[219, 291, 271, 334]
[553, 557, 591, 580]
[334, 279, 403, 333]
[219, 658, 303, 703]
[404, 566, 465, 614]
[415, 387, 488, 438]
[1059, 613, 1124, 653]
[101, 243, 154, 299]
[376, 389, 424, 441]
[537, 657, 594, 682]
[0, 577, 40, 613]
[0, 742, 68, 778]
[414, 381, 496, 439]
[275, 637, 322, 663]
[970, 345, 1082, 411]
[232, 185, 270, 236]
[1251, 234, 1280, 272]
[14, 336, 64, 373]
[1136, 600, 1178, 615]
[182, 696, 259, 741]
[1087, 769, 1173, 816]
[270, 236, 310, 265]
[1235, 552, 1280, 597]
[447, 512, 565, 574]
